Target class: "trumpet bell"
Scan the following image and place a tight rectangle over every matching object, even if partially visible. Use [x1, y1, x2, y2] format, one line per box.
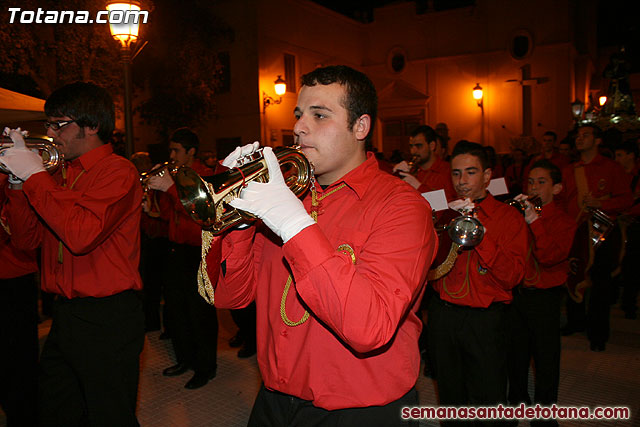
[174, 146, 312, 234]
[447, 214, 484, 247]
[0, 138, 61, 174]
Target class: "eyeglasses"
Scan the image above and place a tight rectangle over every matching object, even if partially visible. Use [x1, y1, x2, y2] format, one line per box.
[44, 120, 76, 131]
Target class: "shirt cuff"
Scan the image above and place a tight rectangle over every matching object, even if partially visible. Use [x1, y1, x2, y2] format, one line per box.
[282, 224, 335, 278]
[22, 171, 57, 205]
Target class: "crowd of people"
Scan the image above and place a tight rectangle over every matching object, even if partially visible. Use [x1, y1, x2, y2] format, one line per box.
[0, 65, 638, 426]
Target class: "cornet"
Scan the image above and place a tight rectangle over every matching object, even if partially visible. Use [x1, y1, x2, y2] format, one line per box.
[0, 138, 61, 174]
[173, 146, 312, 234]
[506, 194, 543, 216]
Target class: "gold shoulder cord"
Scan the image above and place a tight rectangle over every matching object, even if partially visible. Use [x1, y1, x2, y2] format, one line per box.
[442, 250, 472, 299]
[280, 183, 349, 327]
[198, 182, 216, 304]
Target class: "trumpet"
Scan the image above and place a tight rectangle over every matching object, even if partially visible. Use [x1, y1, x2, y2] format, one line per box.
[393, 154, 421, 178]
[139, 161, 177, 187]
[173, 146, 312, 234]
[0, 138, 61, 174]
[506, 194, 543, 215]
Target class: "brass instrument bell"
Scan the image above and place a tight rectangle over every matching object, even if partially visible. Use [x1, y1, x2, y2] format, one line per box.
[174, 146, 312, 234]
[446, 213, 484, 247]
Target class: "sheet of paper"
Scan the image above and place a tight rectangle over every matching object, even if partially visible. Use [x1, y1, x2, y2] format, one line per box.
[422, 189, 448, 211]
[488, 177, 508, 196]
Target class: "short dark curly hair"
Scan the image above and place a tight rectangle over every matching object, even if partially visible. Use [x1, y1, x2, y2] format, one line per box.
[301, 65, 378, 142]
[45, 82, 115, 143]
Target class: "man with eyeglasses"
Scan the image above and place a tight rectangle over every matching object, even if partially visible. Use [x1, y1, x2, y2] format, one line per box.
[0, 82, 144, 426]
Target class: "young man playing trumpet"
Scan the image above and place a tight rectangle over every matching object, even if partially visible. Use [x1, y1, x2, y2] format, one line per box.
[427, 140, 529, 419]
[0, 82, 144, 426]
[204, 65, 437, 426]
[507, 160, 576, 425]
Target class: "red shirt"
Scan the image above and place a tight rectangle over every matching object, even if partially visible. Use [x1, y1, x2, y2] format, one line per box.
[431, 194, 529, 307]
[559, 154, 633, 221]
[523, 201, 577, 289]
[626, 162, 640, 217]
[0, 177, 38, 279]
[415, 157, 455, 201]
[157, 159, 213, 246]
[210, 153, 437, 410]
[5, 144, 143, 298]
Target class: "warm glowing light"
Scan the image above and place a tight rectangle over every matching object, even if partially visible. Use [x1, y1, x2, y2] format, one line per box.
[571, 100, 584, 119]
[598, 96, 607, 107]
[106, 1, 142, 47]
[274, 75, 286, 96]
[472, 83, 483, 101]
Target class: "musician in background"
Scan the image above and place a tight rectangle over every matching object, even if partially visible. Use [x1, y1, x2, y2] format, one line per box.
[146, 128, 219, 389]
[393, 125, 455, 201]
[205, 65, 437, 426]
[527, 131, 571, 172]
[0, 174, 39, 426]
[507, 160, 576, 425]
[0, 82, 144, 426]
[558, 124, 632, 351]
[428, 141, 529, 418]
[614, 140, 640, 319]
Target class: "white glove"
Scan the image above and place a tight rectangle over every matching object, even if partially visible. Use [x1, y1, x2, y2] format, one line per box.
[448, 198, 475, 214]
[222, 141, 261, 168]
[397, 171, 421, 189]
[514, 194, 539, 224]
[0, 127, 45, 181]
[392, 160, 410, 173]
[147, 171, 174, 192]
[229, 147, 314, 243]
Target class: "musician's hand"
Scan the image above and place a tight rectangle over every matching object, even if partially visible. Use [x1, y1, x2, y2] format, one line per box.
[582, 194, 602, 209]
[397, 171, 421, 189]
[3, 127, 29, 147]
[0, 147, 45, 181]
[148, 173, 174, 192]
[222, 141, 260, 169]
[514, 194, 539, 224]
[448, 198, 475, 214]
[392, 160, 410, 174]
[229, 147, 314, 243]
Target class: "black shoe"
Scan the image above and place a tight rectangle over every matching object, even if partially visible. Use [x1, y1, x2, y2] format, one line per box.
[229, 333, 244, 348]
[237, 343, 256, 358]
[163, 363, 190, 377]
[590, 342, 606, 352]
[184, 369, 216, 389]
[561, 324, 585, 336]
[159, 331, 171, 340]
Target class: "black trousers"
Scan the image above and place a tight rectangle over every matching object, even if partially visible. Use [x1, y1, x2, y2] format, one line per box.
[507, 286, 563, 426]
[139, 235, 169, 331]
[164, 243, 218, 373]
[427, 297, 507, 426]
[230, 302, 256, 346]
[620, 221, 640, 316]
[0, 274, 39, 427]
[38, 290, 144, 427]
[566, 227, 621, 345]
[247, 384, 419, 427]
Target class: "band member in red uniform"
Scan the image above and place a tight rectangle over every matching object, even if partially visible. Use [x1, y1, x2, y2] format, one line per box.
[147, 128, 219, 389]
[204, 65, 437, 426]
[0, 82, 144, 426]
[427, 141, 529, 418]
[507, 160, 576, 426]
[558, 124, 632, 351]
[524, 131, 571, 177]
[0, 174, 39, 426]
[614, 140, 640, 319]
[393, 125, 455, 201]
